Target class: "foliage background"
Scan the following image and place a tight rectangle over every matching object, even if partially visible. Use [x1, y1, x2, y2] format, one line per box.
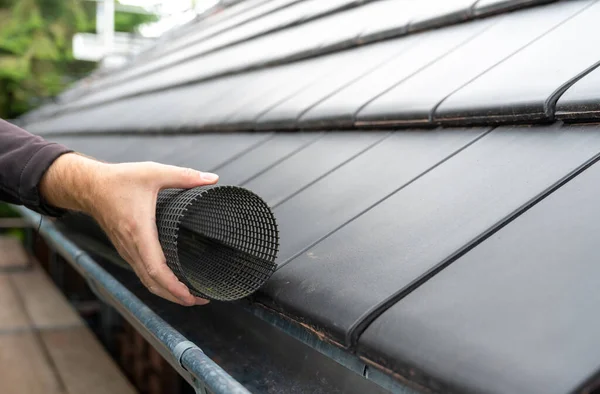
[0, 0, 156, 119]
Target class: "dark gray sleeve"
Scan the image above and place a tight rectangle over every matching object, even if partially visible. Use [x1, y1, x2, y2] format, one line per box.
[0, 118, 72, 216]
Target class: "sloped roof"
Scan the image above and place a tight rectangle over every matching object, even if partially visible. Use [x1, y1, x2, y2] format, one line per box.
[21, 0, 600, 393]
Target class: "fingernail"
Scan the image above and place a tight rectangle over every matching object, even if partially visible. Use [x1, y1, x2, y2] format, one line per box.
[195, 298, 210, 305]
[201, 172, 219, 181]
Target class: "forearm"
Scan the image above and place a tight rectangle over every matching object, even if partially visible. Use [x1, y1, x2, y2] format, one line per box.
[2, 118, 218, 305]
[1, 116, 219, 305]
[39, 155, 218, 306]
[0, 118, 72, 215]
[38, 152, 104, 215]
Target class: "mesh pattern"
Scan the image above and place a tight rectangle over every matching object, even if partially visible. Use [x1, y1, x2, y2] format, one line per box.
[156, 186, 279, 301]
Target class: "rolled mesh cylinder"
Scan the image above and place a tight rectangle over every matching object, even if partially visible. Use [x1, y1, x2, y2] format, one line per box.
[156, 186, 279, 301]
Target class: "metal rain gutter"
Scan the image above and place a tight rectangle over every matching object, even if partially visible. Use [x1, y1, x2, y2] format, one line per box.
[15, 206, 250, 394]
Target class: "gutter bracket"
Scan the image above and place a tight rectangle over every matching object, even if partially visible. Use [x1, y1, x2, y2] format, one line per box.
[174, 340, 201, 367]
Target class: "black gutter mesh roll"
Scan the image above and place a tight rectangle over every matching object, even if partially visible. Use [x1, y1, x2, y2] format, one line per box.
[156, 186, 279, 301]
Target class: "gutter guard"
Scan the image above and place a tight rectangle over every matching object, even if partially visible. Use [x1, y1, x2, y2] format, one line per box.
[156, 186, 279, 301]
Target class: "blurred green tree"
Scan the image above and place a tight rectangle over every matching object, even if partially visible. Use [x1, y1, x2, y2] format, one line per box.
[0, 0, 157, 118]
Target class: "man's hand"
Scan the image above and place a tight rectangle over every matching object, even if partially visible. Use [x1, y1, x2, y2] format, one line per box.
[40, 153, 219, 306]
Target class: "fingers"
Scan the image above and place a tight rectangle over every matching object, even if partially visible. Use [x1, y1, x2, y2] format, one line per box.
[110, 232, 193, 306]
[194, 297, 210, 306]
[92, 161, 216, 307]
[134, 266, 182, 305]
[149, 163, 219, 189]
[135, 217, 199, 305]
[108, 215, 201, 306]
[132, 254, 197, 306]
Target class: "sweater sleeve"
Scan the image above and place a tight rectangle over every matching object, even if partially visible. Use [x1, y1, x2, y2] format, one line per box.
[0, 118, 72, 216]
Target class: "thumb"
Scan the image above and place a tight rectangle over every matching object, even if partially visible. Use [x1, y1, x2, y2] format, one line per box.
[153, 164, 219, 189]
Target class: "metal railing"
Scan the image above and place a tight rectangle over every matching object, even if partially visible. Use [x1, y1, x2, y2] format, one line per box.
[15, 206, 250, 394]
